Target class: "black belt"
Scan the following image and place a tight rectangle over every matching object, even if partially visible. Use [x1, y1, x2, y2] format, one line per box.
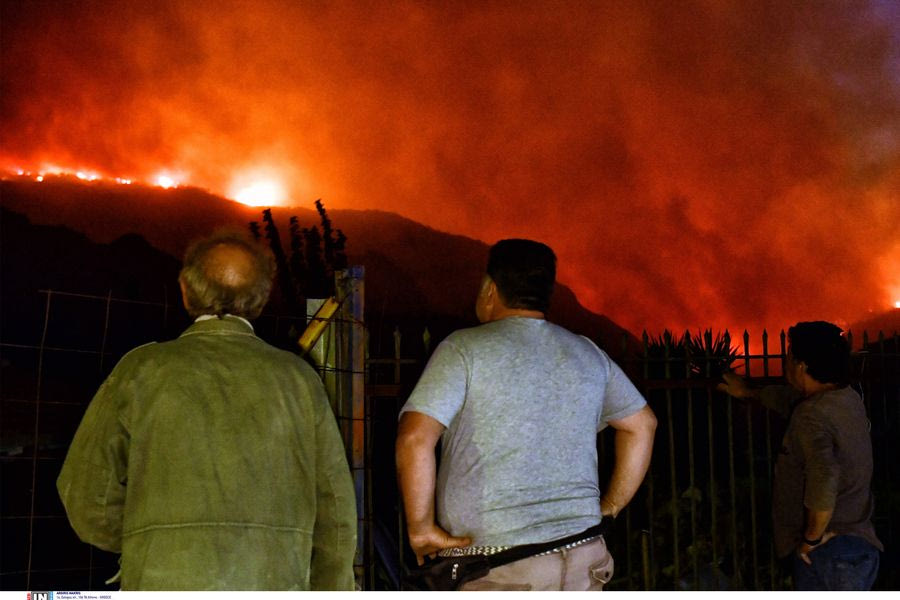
[402, 520, 612, 591]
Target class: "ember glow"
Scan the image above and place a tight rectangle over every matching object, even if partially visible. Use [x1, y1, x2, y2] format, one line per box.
[2, 0, 898, 335]
[6, 165, 165, 190]
[154, 170, 190, 189]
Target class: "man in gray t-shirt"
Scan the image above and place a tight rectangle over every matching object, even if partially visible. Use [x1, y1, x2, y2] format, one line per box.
[396, 239, 657, 591]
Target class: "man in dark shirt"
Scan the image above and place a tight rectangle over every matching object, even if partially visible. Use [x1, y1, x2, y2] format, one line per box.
[720, 321, 882, 590]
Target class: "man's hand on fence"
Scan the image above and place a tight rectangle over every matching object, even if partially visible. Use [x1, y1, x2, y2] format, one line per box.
[408, 523, 471, 565]
[717, 371, 759, 399]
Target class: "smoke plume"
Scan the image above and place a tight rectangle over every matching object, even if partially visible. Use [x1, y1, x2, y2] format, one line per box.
[2, 0, 898, 337]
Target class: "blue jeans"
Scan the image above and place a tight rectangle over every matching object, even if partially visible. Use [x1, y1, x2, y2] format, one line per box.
[792, 535, 880, 590]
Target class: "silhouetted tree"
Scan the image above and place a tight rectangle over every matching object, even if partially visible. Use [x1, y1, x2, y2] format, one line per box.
[316, 198, 348, 272]
[248, 221, 261, 241]
[288, 216, 308, 287]
[260, 208, 300, 313]
[302, 225, 328, 297]
[249, 200, 348, 312]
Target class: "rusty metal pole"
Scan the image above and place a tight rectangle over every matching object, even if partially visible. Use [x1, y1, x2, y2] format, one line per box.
[335, 267, 368, 589]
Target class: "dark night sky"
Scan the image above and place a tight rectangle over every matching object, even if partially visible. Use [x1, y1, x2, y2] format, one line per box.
[1, 0, 898, 337]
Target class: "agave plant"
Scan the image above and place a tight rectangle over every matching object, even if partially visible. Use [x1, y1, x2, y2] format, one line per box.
[686, 329, 740, 378]
[642, 329, 739, 379]
[642, 330, 690, 379]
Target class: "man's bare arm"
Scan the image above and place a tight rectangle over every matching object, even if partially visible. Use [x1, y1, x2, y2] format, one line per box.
[601, 405, 657, 517]
[798, 507, 836, 564]
[396, 411, 471, 563]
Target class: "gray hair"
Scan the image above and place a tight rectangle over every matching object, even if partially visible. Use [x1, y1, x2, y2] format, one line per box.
[179, 231, 276, 319]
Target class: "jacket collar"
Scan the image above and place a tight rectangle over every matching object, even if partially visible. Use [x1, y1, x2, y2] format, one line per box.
[180, 315, 256, 337]
[194, 313, 253, 330]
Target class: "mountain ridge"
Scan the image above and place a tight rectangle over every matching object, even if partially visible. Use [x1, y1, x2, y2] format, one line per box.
[1, 178, 639, 354]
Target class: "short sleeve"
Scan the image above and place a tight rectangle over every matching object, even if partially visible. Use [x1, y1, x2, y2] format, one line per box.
[399, 339, 468, 428]
[597, 350, 647, 430]
[796, 407, 839, 511]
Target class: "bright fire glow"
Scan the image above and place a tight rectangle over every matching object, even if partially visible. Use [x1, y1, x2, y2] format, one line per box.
[156, 175, 176, 189]
[233, 181, 285, 206]
[895, 301, 900, 309]
[229, 172, 287, 207]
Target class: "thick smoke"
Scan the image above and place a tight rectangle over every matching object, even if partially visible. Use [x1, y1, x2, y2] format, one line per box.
[2, 0, 898, 336]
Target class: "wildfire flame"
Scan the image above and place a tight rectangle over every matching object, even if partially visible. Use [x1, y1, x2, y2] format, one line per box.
[231, 180, 286, 207]
[155, 174, 177, 189]
[2, 1, 899, 337]
[226, 167, 289, 207]
[4, 163, 291, 208]
[5, 166, 164, 190]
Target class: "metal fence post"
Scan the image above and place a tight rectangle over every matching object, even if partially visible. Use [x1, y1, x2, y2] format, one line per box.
[335, 266, 369, 589]
[25, 290, 53, 590]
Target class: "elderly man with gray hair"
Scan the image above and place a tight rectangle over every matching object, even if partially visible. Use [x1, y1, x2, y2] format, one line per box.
[58, 231, 357, 590]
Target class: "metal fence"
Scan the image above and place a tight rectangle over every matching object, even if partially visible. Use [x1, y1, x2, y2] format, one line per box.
[610, 329, 900, 590]
[365, 327, 899, 591]
[2, 286, 897, 590]
[0, 288, 306, 589]
[1, 289, 173, 590]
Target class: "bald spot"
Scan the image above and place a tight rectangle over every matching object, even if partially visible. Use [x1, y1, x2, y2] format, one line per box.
[203, 243, 256, 289]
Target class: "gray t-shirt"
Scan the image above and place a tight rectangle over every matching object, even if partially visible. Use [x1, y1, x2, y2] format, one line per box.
[400, 317, 646, 547]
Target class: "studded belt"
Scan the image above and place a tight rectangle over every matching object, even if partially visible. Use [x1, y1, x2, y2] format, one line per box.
[437, 534, 602, 558]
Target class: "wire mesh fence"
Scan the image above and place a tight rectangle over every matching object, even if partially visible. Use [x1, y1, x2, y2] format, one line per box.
[0, 288, 305, 590]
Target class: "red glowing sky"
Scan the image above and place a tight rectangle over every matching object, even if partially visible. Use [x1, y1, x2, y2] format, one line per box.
[2, 0, 899, 336]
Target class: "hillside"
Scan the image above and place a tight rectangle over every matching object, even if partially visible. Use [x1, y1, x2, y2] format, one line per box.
[1, 178, 638, 354]
[850, 309, 900, 345]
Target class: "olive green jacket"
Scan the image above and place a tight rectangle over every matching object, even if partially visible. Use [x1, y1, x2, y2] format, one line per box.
[57, 316, 357, 590]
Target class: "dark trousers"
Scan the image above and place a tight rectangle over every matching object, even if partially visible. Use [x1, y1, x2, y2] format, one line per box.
[792, 535, 880, 591]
